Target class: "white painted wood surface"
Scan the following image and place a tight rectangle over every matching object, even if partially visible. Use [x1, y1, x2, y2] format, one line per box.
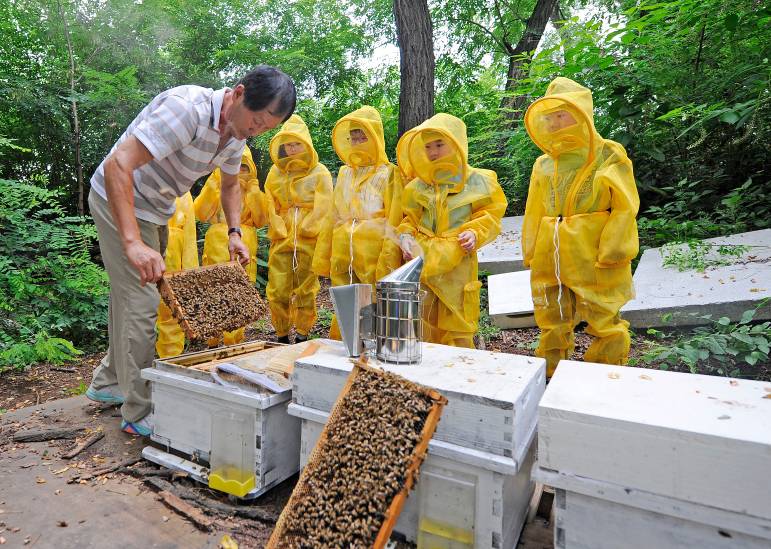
[293, 340, 545, 463]
[539, 361, 771, 521]
[488, 270, 536, 329]
[534, 466, 771, 541]
[292, 406, 535, 548]
[477, 216, 525, 275]
[553, 489, 770, 549]
[622, 229, 771, 327]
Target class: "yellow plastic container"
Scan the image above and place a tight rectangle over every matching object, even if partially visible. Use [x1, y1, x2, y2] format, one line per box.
[209, 467, 256, 498]
[208, 409, 256, 498]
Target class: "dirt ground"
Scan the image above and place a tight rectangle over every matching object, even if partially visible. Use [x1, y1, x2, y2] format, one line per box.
[0, 396, 293, 548]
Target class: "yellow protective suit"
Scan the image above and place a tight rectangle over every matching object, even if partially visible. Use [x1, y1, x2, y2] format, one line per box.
[398, 114, 507, 348]
[395, 127, 418, 183]
[522, 77, 640, 376]
[194, 147, 267, 346]
[264, 115, 333, 338]
[156, 192, 199, 358]
[314, 106, 403, 340]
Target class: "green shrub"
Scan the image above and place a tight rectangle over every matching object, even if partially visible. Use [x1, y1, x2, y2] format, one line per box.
[0, 177, 108, 371]
[630, 301, 771, 379]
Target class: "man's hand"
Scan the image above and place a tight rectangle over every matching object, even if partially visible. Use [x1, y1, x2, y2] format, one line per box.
[458, 230, 476, 252]
[125, 240, 165, 285]
[229, 233, 250, 265]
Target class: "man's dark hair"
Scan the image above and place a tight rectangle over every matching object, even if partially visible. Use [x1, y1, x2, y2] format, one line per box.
[236, 65, 296, 122]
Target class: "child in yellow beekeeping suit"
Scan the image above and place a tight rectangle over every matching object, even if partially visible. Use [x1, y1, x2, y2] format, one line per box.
[314, 106, 403, 340]
[522, 77, 639, 377]
[264, 115, 333, 344]
[155, 192, 198, 358]
[194, 147, 267, 346]
[397, 114, 507, 348]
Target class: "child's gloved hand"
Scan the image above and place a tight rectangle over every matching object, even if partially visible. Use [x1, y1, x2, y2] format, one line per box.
[458, 230, 476, 252]
[399, 233, 419, 260]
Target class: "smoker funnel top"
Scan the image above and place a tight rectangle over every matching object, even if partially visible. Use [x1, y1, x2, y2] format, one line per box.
[377, 256, 423, 290]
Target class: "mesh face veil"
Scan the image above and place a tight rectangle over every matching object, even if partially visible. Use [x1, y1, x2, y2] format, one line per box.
[527, 100, 591, 158]
[332, 121, 378, 168]
[274, 137, 310, 173]
[409, 129, 465, 186]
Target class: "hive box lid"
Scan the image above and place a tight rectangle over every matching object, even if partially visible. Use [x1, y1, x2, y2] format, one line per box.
[621, 229, 771, 328]
[476, 215, 525, 275]
[293, 340, 545, 469]
[538, 361, 771, 521]
[488, 270, 537, 329]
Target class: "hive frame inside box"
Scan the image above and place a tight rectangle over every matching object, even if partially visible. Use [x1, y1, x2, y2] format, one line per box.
[141, 341, 300, 499]
[289, 403, 536, 549]
[534, 466, 771, 549]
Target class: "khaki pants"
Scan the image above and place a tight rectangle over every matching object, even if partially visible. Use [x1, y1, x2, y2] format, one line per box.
[89, 190, 166, 422]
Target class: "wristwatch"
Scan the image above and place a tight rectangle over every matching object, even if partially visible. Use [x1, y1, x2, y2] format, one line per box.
[228, 227, 242, 238]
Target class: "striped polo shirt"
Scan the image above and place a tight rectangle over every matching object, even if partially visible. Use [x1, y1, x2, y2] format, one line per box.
[90, 85, 246, 225]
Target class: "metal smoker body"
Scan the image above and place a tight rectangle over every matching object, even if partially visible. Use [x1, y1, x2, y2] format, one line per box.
[329, 257, 424, 364]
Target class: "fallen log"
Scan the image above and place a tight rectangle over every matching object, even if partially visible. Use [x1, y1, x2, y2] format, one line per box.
[157, 490, 214, 531]
[61, 430, 104, 459]
[68, 456, 143, 483]
[145, 477, 278, 523]
[13, 425, 88, 443]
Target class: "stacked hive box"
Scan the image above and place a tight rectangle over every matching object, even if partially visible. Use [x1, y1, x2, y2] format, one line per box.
[289, 340, 546, 548]
[534, 361, 771, 549]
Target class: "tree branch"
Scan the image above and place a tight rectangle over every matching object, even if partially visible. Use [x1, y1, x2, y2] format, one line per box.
[452, 17, 510, 53]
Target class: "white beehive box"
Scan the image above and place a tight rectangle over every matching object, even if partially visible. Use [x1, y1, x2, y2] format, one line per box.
[289, 403, 536, 549]
[290, 340, 546, 548]
[141, 343, 301, 497]
[538, 360, 771, 547]
[533, 466, 771, 549]
[539, 361, 771, 519]
[293, 340, 545, 461]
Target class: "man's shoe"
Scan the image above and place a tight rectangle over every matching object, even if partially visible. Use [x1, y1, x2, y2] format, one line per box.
[86, 383, 125, 405]
[121, 414, 153, 437]
[295, 333, 308, 343]
[276, 335, 290, 344]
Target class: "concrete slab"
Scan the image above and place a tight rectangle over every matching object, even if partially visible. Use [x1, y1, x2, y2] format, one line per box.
[622, 229, 771, 328]
[488, 270, 536, 328]
[477, 216, 524, 275]
[0, 397, 219, 548]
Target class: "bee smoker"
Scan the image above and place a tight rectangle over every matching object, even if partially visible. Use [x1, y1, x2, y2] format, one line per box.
[329, 256, 424, 364]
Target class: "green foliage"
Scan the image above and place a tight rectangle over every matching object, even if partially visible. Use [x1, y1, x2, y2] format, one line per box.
[637, 178, 770, 250]
[630, 301, 771, 378]
[0, 178, 108, 371]
[66, 381, 89, 396]
[661, 241, 749, 272]
[477, 272, 501, 342]
[315, 307, 334, 332]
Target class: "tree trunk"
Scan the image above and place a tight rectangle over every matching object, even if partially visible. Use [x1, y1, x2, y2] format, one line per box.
[56, 0, 84, 216]
[500, 0, 559, 123]
[393, 0, 435, 137]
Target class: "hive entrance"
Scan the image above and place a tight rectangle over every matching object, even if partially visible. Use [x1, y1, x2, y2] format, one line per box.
[158, 261, 266, 340]
[268, 362, 447, 548]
